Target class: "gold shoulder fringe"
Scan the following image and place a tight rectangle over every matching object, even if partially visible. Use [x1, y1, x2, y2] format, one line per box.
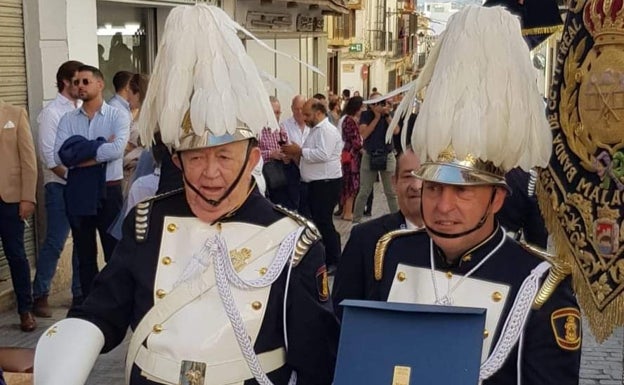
[374, 228, 424, 281]
[274, 205, 321, 267]
[522, 25, 563, 37]
[537, 180, 624, 342]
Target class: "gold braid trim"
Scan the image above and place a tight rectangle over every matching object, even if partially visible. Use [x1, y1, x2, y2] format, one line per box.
[522, 25, 564, 37]
[274, 205, 321, 267]
[537, 180, 624, 342]
[518, 240, 572, 309]
[374, 228, 424, 281]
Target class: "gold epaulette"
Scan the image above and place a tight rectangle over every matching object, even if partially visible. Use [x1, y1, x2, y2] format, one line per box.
[274, 205, 321, 267]
[374, 228, 424, 281]
[135, 188, 184, 243]
[518, 240, 572, 309]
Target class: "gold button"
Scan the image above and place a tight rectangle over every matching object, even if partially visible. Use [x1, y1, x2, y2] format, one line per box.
[153, 324, 163, 333]
[462, 254, 472, 262]
[492, 291, 503, 302]
[156, 289, 166, 299]
[166, 223, 177, 233]
[259, 267, 268, 276]
[251, 301, 262, 310]
[161, 256, 172, 265]
[397, 271, 406, 282]
[483, 329, 489, 339]
[446, 271, 453, 279]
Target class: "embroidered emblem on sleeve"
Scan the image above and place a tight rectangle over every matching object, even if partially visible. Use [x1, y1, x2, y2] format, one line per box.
[550, 307, 582, 351]
[316, 265, 330, 302]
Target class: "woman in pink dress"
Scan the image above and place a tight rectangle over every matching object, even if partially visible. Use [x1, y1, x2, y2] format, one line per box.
[339, 96, 364, 221]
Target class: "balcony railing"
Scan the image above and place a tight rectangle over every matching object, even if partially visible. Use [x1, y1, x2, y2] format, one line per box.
[389, 36, 416, 58]
[369, 30, 386, 52]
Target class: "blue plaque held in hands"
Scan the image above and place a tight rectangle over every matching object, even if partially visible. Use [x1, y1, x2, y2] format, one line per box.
[334, 300, 486, 385]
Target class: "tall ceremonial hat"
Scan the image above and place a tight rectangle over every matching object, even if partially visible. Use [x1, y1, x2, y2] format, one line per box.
[137, 4, 279, 151]
[539, 0, 624, 341]
[390, 5, 552, 190]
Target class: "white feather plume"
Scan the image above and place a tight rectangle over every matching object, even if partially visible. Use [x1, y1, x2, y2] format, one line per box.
[390, 5, 552, 171]
[258, 69, 296, 96]
[138, 4, 283, 149]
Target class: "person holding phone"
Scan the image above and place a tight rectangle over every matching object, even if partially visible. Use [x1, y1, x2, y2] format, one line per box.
[352, 95, 400, 223]
[258, 96, 300, 210]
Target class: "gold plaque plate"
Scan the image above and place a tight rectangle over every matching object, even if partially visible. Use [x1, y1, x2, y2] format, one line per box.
[392, 365, 411, 385]
[180, 360, 206, 385]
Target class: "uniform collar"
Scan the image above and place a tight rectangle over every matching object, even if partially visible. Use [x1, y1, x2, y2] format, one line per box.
[434, 225, 504, 270]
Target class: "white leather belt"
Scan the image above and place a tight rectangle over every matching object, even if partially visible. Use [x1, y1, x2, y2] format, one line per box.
[135, 346, 287, 385]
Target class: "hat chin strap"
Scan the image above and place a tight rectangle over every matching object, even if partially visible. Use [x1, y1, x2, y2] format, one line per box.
[178, 141, 253, 208]
[422, 187, 496, 239]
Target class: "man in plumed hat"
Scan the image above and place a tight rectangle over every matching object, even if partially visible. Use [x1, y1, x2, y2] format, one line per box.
[334, 6, 581, 384]
[33, 4, 338, 385]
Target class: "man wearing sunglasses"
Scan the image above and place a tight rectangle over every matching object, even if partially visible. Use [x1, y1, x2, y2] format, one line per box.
[54, 64, 130, 298]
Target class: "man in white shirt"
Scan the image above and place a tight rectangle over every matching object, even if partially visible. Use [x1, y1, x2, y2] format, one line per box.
[282, 98, 343, 272]
[281, 95, 309, 147]
[33, 60, 84, 317]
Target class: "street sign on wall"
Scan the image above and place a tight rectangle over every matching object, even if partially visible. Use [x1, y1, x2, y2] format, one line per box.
[349, 43, 363, 52]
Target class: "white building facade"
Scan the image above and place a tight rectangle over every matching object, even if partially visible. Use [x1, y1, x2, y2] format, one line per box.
[24, 0, 346, 124]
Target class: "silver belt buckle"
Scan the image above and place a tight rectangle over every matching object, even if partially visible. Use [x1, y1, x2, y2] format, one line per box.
[180, 360, 207, 385]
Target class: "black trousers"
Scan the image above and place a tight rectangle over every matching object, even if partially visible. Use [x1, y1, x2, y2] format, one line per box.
[68, 184, 123, 297]
[306, 178, 342, 266]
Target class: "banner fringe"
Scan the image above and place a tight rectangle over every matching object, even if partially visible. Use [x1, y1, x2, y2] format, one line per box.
[537, 176, 624, 342]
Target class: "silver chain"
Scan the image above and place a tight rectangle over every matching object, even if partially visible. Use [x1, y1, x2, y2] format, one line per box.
[430, 229, 506, 305]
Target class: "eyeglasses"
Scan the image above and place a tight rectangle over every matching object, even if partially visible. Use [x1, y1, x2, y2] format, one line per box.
[72, 79, 92, 86]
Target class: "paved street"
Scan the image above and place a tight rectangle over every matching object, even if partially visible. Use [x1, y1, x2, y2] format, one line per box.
[0, 183, 622, 384]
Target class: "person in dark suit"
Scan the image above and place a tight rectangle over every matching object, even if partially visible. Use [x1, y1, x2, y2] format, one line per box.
[333, 148, 422, 315]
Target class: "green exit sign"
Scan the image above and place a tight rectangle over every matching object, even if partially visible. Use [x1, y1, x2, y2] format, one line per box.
[349, 43, 363, 52]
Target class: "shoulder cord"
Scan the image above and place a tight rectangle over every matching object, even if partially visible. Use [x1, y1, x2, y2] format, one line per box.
[479, 261, 550, 380]
[516, 330, 525, 385]
[211, 227, 304, 385]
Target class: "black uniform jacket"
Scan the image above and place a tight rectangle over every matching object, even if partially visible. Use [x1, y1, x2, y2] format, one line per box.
[69, 189, 340, 385]
[334, 224, 581, 385]
[333, 211, 405, 318]
[497, 168, 548, 248]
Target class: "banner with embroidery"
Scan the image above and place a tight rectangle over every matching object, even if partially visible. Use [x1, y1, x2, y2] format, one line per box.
[538, 0, 624, 342]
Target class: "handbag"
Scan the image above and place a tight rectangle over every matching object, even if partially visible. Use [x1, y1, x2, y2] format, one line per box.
[369, 149, 388, 171]
[262, 161, 288, 190]
[341, 150, 352, 165]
